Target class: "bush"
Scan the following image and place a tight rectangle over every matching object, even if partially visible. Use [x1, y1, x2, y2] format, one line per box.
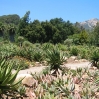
[76, 45, 92, 60]
[70, 46, 79, 56]
[56, 43, 67, 51]
[64, 39, 73, 46]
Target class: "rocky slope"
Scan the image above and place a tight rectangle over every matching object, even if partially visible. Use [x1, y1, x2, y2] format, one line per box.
[79, 18, 99, 30]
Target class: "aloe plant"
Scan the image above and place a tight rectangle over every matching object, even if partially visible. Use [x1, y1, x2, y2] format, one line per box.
[0, 58, 23, 97]
[33, 49, 44, 62]
[90, 49, 99, 68]
[17, 36, 24, 47]
[17, 85, 26, 95]
[42, 92, 55, 99]
[46, 47, 65, 75]
[42, 43, 54, 51]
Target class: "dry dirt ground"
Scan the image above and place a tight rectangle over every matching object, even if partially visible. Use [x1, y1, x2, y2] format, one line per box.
[12, 61, 91, 75]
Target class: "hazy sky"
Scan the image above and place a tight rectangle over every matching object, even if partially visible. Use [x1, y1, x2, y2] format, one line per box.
[1, 0, 99, 23]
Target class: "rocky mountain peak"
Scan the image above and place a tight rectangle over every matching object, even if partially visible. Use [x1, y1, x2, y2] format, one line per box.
[79, 18, 99, 29]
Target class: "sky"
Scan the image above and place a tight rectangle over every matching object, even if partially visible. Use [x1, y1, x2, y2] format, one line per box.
[1, 0, 99, 23]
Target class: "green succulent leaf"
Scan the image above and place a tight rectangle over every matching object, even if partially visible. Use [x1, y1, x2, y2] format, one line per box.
[0, 58, 22, 93]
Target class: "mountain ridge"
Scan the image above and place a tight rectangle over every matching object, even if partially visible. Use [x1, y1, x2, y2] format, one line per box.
[79, 18, 99, 30]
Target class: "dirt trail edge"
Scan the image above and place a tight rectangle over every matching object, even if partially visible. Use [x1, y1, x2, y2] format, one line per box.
[12, 62, 91, 74]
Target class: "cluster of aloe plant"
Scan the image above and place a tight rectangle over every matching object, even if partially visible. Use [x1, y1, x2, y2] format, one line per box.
[23, 66, 99, 98]
[0, 43, 18, 59]
[0, 41, 98, 65]
[8, 56, 29, 70]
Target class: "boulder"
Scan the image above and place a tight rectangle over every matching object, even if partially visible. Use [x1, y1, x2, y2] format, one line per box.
[70, 56, 77, 60]
[15, 74, 36, 86]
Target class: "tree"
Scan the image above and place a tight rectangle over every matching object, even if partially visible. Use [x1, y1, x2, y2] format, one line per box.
[93, 22, 99, 45]
[41, 21, 53, 42]
[69, 34, 80, 45]
[50, 18, 65, 26]
[68, 30, 88, 45]
[8, 24, 16, 42]
[79, 30, 88, 44]
[50, 18, 76, 42]
[52, 27, 62, 44]
[74, 22, 82, 34]
[0, 22, 5, 37]
[87, 31, 95, 45]
[25, 20, 46, 43]
[0, 14, 20, 25]
[18, 11, 30, 37]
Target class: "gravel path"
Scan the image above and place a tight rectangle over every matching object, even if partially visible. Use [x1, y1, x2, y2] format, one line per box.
[18, 66, 46, 74]
[12, 61, 91, 74]
[64, 62, 91, 69]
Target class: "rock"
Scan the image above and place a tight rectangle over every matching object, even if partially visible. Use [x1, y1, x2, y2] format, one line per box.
[15, 74, 36, 86]
[63, 56, 68, 60]
[80, 59, 88, 62]
[92, 66, 97, 70]
[82, 73, 89, 79]
[67, 56, 77, 62]
[75, 60, 79, 63]
[35, 62, 40, 64]
[29, 64, 33, 67]
[95, 92, 99, 98]
[74, 90, 81, 99]
[42, 61, 47, 66]
[75, 84, 80, 91]
[70, 56, 77, 60]
[35, 62, 40, 66]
